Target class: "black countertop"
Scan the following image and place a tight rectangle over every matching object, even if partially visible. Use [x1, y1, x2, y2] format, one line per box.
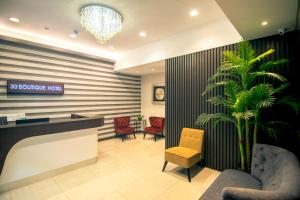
[0, 116, 103, 129]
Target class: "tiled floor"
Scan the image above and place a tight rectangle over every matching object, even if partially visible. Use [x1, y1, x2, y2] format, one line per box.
[0, 134, 220, 200]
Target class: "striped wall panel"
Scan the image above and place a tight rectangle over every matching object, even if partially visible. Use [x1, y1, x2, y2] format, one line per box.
[165, 32, 299, 171]
[0, 38, 141, 140]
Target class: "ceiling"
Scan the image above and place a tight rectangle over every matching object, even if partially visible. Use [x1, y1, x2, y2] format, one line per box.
[1, 0, 298, 76]
[119, 0, 299, 76]
[215, 0, 299, 40]
[0, 0, 226, 54]
[118, 60, 165, 75]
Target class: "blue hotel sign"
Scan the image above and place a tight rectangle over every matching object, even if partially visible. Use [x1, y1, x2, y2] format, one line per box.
[7, 80, 64, 95]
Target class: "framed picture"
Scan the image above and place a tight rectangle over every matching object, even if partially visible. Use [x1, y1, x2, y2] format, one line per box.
[152, 85, 165, 104]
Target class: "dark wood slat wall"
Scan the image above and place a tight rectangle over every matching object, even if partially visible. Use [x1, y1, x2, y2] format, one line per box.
[165, 32, 299, 171]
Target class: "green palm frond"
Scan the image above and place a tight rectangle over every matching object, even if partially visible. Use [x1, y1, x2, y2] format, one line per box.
[259, 59, 288, 71]
[224, 80, 243, 104]
[244, 75, 258, 89]
[195, 113, 236, 127]
[222, 50, 243, 66]
[234, 91, 251, 111]
[276, 96, 300, 114]
[202, 81, 229, 96]
[207, 71, 240, 83]
[249, 49, 275, 65]
[259, 121, 289, 140]
[207, 96, 233, 108]
[219, 63, 241, 72]
[238, 41, 256, 63]
[256, 98, 275, 109]
[212, 118, 232, 128]
[232, 110, 256, 120]
[248, 84, 275, 109]
[250, 71, 288, 82]
[273, 83, 289, 93]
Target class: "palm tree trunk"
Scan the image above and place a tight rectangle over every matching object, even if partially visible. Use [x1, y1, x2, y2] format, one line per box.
[253, 115, 259, 145]
[245, 119, 251, 171]
[237, 118, 245, 170]
[253, 121, 258, 144]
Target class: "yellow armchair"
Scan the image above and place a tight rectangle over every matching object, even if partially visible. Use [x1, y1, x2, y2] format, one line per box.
[162, 128, 205, 182]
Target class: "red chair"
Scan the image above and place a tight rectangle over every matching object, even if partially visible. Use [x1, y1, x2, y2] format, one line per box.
[114, 116, 136, 142]
[143, 117, 165, 142]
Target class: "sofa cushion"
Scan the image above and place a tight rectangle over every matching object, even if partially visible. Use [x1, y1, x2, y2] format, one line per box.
[144, 127, 162, 134]
[200, 169, 262, 200]
[116, 127, 134, 134]
[165, 147, 201, 168]
[251, 144, 300, 199]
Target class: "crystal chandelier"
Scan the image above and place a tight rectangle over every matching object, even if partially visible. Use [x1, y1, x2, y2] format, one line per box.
[80, 5, 122, 44]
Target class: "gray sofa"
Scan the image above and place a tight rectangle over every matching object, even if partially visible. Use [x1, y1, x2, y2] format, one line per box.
[200, 144, 300, 200]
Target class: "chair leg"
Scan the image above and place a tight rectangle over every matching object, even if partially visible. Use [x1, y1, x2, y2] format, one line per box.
[187, 168, 191, 182]
[143, 133, 146, 139]
[162, 161, 168, 172]
[133, 133, 136, 139]
[154, 134, 156, 142]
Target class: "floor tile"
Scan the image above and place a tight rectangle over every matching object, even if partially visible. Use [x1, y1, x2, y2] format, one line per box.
[29, 178, 63, 200]
[64, 178, 114, 200]
[11, 186, 37, 200]
[2, 134, 220, 200]
[100, 192, 127, 200]
[0, 192, 11, 200]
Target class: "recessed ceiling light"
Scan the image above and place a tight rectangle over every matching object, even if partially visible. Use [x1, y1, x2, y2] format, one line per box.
[139, 32, 147, 37]
[135, 70, 140, 73]
[151, 68, 155, 71]
[69, 34, 77, 38]
[108, 46, 115, 50]
[189, 9, 198, 17]
[9, 17, 20, 23]
[69, 30, 79, 38]
[261, 21, 268, 26]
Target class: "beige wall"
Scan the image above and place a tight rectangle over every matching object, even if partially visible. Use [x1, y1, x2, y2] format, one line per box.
[141, 72, 165, 127]
[0, 37, 141, 140]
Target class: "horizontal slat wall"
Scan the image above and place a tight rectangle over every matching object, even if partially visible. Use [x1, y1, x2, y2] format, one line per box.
[165, 32, 298, 171]
[0, 38, 141, 140]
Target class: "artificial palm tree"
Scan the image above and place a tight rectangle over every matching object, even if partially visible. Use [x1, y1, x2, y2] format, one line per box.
[196, 41, 299, 171]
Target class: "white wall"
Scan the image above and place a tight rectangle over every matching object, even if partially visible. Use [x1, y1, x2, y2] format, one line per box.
[141, 73, 165, 126]
[115, 19, 241, 70]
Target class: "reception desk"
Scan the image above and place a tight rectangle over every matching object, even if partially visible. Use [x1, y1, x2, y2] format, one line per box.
[0, 116, 104, 192]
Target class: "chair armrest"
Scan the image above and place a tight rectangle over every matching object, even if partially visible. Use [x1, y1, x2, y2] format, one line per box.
[222, 187, 281, 200]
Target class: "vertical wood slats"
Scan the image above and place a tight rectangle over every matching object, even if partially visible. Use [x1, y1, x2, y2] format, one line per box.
[165, 32, 297, 171]
[0, 38, 141, 140]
